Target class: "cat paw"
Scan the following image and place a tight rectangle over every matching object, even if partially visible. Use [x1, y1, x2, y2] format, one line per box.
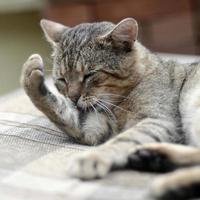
[21, 54, 47, 96]
[66, 151, 112, 180]
[128, 143, 176, 172]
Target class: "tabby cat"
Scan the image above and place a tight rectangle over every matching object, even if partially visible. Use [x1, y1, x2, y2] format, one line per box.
[21, 18, 200, 200]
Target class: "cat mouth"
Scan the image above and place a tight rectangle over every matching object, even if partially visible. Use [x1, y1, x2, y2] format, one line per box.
[76, 96, 99, 112]
[77, 103, 95, 111]
[76, 100, 116, 120]
[77, 102, 102, 113]
[76, 96, 113, 114]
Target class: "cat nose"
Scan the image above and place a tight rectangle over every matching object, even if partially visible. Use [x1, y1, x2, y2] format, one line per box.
[69, 94, 80, 104]
[68, 89, 81, 104]
[68, 83, 82, 104]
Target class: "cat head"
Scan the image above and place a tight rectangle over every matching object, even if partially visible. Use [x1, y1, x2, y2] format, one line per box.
[40, 18, 139, 111]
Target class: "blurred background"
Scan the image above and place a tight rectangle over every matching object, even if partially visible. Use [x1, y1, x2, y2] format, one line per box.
[0, 0, 200, 95]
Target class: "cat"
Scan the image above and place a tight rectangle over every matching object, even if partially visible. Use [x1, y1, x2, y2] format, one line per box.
[21, 18, 200, 200]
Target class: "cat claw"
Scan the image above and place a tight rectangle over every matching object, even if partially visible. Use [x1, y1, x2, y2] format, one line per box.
[66, 151, 112, 180]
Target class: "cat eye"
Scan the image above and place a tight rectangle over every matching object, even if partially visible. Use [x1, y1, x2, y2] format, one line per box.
[57, 78, 67, 83]
[55, 77, 68, 93]
[83, 72, 96, 81]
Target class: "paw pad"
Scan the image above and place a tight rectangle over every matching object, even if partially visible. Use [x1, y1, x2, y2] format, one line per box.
[128, 148, 175, 172]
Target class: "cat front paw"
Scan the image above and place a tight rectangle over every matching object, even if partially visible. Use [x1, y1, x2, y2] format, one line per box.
[21, 54, 47, 97]
[66, 151, 112, 180]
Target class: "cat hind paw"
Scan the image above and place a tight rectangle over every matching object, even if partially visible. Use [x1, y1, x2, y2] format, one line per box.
[128, 144, 176, 172]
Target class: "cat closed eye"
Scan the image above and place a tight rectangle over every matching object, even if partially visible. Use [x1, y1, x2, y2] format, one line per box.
[83, 72, 96, 81]
[55, 78, 68, 93]
[57, 78, 67, 83]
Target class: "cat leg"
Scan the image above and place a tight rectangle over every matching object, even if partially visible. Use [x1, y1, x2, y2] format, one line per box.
[66, 118, 178, 179]
[151, 166, 200, 200]
[128, 143, 200, 172]
[21, 54, 81, 140]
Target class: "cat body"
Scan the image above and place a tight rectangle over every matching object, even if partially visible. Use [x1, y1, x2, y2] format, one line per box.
[21, 18, 200, 199]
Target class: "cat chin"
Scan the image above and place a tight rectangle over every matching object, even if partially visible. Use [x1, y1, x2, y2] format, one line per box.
[77, 99, 97, 112]
[77, 104, 92, 112]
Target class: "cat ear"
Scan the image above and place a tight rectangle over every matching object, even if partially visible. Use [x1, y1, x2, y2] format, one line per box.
[100, 18, 138, 50]
[40, 19, 68, 45]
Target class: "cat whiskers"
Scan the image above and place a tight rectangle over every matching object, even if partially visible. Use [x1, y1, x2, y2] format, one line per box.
[89, 102, 100, 124]
[98, 99, 134, 115]
[98, 93, 130, 101]
[80, 95, 116, 122]
[96, 102, 114, 122]
[94, 99, 116, 122]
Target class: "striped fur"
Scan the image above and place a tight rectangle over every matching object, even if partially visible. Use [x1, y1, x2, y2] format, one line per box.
[21, 18, 200, 199]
